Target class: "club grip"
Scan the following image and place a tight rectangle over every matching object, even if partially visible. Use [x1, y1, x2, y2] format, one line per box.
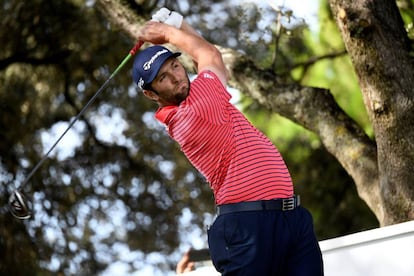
[129, 41, 144, 55]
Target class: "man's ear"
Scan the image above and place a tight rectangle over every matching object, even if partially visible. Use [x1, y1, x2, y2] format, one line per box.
[142, 89, 159, 102]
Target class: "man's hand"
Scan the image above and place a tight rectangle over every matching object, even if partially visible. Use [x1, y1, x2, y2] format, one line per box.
[137, 21, 173, 44]
[152, 7, 183, 29]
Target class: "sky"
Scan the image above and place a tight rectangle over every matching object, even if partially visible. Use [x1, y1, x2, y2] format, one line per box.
[247, 0, 319, 28]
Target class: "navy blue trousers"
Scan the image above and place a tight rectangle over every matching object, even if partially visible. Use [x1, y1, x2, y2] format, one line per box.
[207, 206, 324, 275]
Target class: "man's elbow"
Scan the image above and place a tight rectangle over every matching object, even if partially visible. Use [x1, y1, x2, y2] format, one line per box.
[212, 47, 229, 82]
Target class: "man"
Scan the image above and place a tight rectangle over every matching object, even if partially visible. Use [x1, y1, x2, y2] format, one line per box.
[133, 8, 324, 275]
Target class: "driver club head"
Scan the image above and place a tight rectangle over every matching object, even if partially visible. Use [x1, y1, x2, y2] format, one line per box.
[9, 190, 32, 220]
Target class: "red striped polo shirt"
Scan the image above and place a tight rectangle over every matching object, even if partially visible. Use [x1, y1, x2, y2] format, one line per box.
[155, 70, 293, 204]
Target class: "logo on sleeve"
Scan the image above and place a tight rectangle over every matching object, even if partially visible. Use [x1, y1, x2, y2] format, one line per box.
[203, 72, 215, 79]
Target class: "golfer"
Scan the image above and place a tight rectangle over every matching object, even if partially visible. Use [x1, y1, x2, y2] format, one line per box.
[133, 8, 324, 275]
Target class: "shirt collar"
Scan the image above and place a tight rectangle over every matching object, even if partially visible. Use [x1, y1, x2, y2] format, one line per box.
[155, 105, 178, 124]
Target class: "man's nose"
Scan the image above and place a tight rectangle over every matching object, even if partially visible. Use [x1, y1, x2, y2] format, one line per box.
[170, 73, 179, 83]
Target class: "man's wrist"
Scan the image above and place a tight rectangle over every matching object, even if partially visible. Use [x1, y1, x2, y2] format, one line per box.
[162, 24, 180, 44]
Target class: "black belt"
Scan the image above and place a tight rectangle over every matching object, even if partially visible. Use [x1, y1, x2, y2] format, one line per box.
[216, 195, 300, 215]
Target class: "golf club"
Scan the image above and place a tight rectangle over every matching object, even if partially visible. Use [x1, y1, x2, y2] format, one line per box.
[8, 40, 144, 220]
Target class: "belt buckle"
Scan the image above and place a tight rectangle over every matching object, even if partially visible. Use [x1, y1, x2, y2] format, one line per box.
[282, 197, 295, 211]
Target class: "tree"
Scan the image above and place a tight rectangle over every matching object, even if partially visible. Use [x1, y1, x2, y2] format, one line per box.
[329, 0, 414, 225]
[97, 0, 414, 226]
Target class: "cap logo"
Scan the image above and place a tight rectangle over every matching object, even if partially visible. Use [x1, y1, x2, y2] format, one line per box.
[138, 77, 144, 89]
[143, 49, 169, 71]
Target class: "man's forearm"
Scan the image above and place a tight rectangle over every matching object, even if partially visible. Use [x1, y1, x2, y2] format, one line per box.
[164, 24, 225, 76]
[166, 25, 216, 61]
[180, 21, 202, 38]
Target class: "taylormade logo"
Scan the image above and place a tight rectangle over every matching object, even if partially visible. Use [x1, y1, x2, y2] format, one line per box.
[143, 49, 168, 70]
[138, 77, 144, 89]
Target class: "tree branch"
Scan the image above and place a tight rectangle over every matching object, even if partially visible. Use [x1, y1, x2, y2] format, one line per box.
[95, 0, 147, 41]
[289, 49, 348, 71]
[0, 50, 71, 70]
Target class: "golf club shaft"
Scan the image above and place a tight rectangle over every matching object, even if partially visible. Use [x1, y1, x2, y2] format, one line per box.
[19, 41, 144, 190]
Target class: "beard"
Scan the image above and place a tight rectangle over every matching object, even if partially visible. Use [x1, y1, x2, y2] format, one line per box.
[174, 78, 190, 104]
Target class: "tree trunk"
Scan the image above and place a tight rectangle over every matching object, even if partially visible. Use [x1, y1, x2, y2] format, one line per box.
[329, 0, 414, 225]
